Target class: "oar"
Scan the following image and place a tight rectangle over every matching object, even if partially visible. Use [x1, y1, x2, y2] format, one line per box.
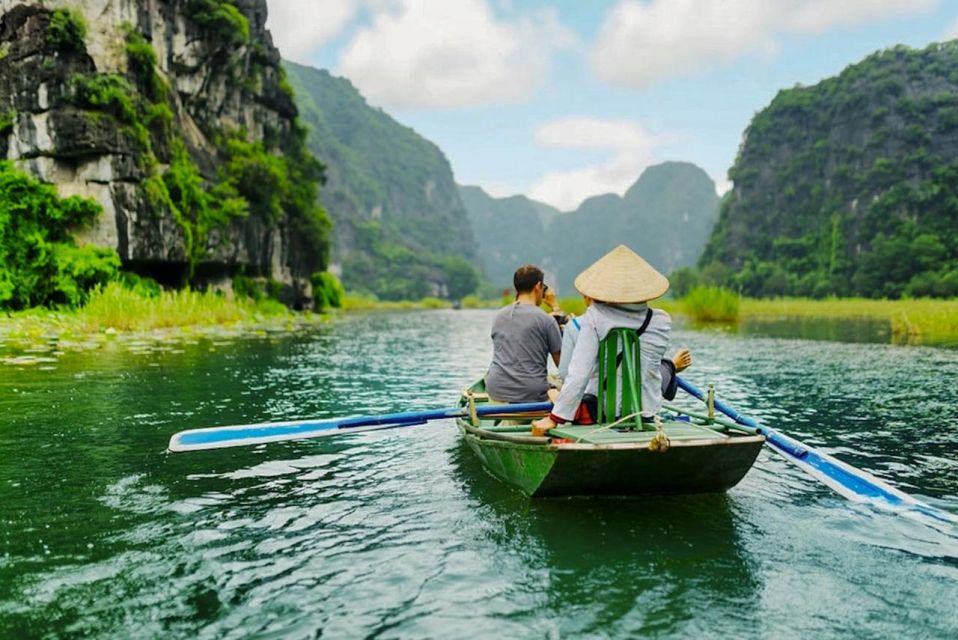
[168, 402, 552, 453]
[676, 376, 957, 524]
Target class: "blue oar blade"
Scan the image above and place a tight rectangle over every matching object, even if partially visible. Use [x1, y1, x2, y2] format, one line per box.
[167, 401, 554, 453]
[676, 376, 958, 525]
[168, 416, 429, 452]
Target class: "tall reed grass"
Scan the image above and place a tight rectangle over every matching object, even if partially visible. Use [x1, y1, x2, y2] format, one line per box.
[681, 286, 740, 322]
[75, 282, 288, 331]
[740, 297, 958, 345]
[341, 293, 452, 311]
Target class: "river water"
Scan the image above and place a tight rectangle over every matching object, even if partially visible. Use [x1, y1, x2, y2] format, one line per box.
[1, 310, 957, 638]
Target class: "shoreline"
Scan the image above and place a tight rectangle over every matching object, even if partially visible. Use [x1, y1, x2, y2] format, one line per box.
[3, 295, 957, 365]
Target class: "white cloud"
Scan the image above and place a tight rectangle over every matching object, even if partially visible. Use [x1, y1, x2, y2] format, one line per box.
[527, 117, 662, 211]
[266, 0, 361, 63]
[714, 177, 733, 196]
[592, 0, 938, 88]
[336, 0, 577, 108]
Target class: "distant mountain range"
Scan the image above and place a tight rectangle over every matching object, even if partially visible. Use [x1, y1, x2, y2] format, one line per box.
[284, 61, 480, 300]
[461, 162, 720, 295]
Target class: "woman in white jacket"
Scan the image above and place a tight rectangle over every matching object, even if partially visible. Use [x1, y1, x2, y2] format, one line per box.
[533, 245, 688, 437]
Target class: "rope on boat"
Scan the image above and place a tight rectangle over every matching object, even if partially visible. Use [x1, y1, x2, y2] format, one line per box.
[571, 412, 642, 443]
[648, 415, 670, 453]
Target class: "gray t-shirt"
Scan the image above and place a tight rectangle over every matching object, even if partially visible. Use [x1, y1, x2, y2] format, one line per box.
[485, 302, 562, 403]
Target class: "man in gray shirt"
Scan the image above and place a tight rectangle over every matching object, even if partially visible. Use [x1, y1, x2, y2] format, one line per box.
[485, 265, 562, 403]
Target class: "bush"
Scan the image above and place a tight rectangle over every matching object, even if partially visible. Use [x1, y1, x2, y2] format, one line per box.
[311, 271, 345, 310]
[0, 162, 120, 309]
[68, 74, 139, 124]
[682, 286, 740, 323]
[419, 297, 449, 309]
[186, 0, 249, 46]
[0, 110, 14, 135]
[119, 272, 162, 298]
[668, 266, 700, 298]
[47, 7, 87, 52]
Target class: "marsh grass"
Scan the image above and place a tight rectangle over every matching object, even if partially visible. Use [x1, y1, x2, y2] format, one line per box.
[342, 293, 452, 311]
[741, 297, 958, 345]
[74, 282, 287, 331]
[681, 286, 741, 322]
[0, 283, 306, 360]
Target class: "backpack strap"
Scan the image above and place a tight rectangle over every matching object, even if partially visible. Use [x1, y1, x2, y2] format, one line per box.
[615, 309, 653, 369]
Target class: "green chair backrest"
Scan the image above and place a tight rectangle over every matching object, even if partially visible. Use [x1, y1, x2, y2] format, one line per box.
[596, 327, 646, 430]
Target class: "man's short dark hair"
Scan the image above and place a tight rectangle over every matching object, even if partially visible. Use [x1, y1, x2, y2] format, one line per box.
[514, 265, 544, 294]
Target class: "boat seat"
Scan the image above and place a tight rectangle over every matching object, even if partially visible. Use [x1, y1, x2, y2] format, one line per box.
[597, 326, 648, 431]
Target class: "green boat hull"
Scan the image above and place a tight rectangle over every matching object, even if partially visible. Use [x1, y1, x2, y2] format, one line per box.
[459, 423, 764, 497]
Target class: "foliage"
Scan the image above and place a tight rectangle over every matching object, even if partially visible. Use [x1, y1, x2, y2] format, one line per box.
[0, 162, 120, 309]
[341, 292, 452, 310]
[160, 140, 248, 269]
[703, 41, 958, 299]
[186, 0, 249, 45]
[68, 73, 138, 124]
[125, 31, 167, 104]
[340, 225, 479, 301]
[310, 271, 345, 310]
[283, 61, 480, 299]
[668, 266, 700, 298]
[76, 281, 287, 331]
[681, 286, 740, 323]
[0, 110, 14, 136]
[222, 137, 288, 222]
[47, 7, 87, 51]
[739, 297, 958, 346]
[440, 256, 480, 300]
[118, 272, 162, 298]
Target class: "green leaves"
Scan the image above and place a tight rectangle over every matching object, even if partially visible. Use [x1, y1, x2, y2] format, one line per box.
[0, 162, 119, 309]
[46, 8, 87, 52]
[702, 40, 958, 299]
[186, 0, 249, 46]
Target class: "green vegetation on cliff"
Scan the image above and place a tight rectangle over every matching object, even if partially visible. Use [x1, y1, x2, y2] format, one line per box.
[283, 61, 480, 300]
[0, 162, 119, 309]
[702, 42, 958, 298]
[46, 7, 86, 51]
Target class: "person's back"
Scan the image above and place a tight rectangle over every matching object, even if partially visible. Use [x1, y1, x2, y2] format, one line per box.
[484, 265, 562, 403]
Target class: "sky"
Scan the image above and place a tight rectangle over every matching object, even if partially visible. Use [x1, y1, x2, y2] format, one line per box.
[265, 0, 958, 211]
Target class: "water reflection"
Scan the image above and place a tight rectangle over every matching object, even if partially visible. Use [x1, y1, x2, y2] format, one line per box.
[450, 443, 761, 637]
[2, 310, 958, 638]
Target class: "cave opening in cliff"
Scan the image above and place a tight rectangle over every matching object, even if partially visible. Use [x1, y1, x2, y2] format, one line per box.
[125, 260, 190, 289]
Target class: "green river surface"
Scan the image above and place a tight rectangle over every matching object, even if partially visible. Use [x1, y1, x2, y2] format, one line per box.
[1, 310, 957, 638]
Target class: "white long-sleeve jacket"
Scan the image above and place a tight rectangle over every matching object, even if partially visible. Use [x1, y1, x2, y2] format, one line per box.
[551, 302, 671, 421]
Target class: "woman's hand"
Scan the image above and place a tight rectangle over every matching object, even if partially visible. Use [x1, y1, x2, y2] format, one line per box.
[672, 347, 693, 372]
[531, 416, 556, 437]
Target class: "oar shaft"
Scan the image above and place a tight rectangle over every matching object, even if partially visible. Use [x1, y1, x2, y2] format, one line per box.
[676, 375, 956, 524]
[168, 401, 553, 452]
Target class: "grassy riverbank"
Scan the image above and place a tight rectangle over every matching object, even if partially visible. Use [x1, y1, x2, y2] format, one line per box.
[0, 283, 325, 362]
[739, 297, 958, 344]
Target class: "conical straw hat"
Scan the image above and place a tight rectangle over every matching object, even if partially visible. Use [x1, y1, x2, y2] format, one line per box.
[574, 245, 669, 303]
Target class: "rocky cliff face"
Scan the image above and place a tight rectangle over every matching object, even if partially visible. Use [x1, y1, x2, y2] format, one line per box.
[284, 61, 480, 301]
[701, 42, 958, 298]
[0, 0, 328, 306]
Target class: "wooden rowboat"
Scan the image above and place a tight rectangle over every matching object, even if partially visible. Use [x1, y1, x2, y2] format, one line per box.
[455, 380, 765, 497]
